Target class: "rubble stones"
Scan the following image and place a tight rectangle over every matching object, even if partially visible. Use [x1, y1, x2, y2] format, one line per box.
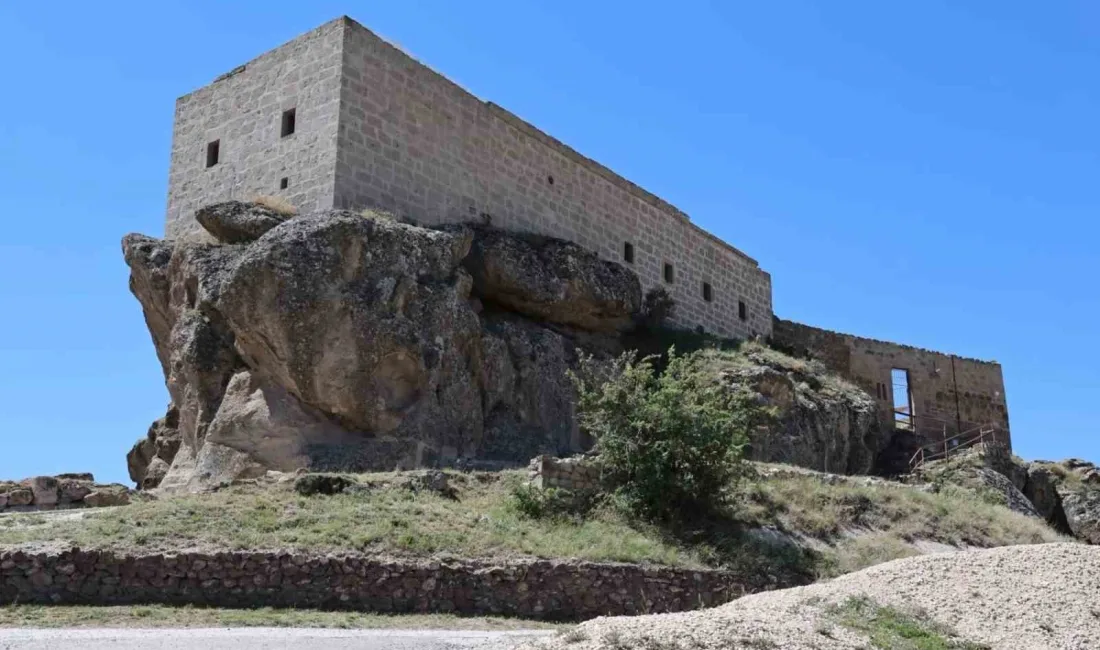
[0, 476, 132, 512]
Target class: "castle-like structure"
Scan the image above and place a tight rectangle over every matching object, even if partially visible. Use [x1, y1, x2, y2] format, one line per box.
[166, 16, 1012, 457]
[167, 16, 770, 341]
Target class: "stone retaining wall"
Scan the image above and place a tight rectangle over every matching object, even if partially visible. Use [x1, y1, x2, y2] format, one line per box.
[0, 548, 751, 620]
[529, 455, 601, 492]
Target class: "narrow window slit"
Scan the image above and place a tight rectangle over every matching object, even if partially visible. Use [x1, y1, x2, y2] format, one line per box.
[205, 140, 220, 168]
[281, 108, 296, 137]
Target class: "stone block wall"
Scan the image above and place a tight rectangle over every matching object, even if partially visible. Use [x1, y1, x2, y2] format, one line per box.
[166, 17, 773, 339]
[165, 19, 345, 241]
[0, 549, 756, 621]
[529, 456, 600, 492]
[335, 18, 772, 339]
[772, 318, 1011, 453]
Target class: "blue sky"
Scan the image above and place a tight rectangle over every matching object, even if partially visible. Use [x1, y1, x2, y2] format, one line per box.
[1, 1, 1097, 484]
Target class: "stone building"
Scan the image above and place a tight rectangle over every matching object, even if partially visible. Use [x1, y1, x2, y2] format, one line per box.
[166, 16, 771, 340]
[164, 15, 1011, 455]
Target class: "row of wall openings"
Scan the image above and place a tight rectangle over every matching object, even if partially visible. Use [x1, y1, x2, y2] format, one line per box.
[205, 107, 296, 169]
[875, 382, 888, 400]
[620, 240, 748, 322]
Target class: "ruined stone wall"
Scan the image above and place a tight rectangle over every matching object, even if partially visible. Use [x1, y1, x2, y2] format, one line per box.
[771, 318, 1011, 453]
[0, 548, 752, 621]
[165, 20, 345, 240]
[529, 455, 601, 492]
[332, 18, 772, 339]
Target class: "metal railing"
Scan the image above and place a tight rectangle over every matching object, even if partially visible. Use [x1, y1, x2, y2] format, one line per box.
[908, 423, 1006, 472]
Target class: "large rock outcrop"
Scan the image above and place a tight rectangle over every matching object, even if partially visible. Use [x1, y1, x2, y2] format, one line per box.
[918, 445, 1100, 543]
[461, 226, 642, 333]
[714, 344, 884, 475]
[124, 204, 637, 491]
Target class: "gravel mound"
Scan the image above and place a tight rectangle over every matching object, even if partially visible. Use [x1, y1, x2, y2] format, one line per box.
[522, 543, 1099, 650]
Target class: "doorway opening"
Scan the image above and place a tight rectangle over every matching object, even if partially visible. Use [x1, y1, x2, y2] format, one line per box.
[891, 368, 913, 430]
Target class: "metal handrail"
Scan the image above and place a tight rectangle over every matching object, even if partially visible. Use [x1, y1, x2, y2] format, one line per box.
[908, 423, 1004, 471]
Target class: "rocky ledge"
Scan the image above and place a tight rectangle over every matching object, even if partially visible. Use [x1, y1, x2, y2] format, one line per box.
[123, 202, 641, 492]
[0, 474, 132, 512]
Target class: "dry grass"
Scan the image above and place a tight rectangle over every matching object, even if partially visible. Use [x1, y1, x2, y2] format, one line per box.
[0, 471, 699, 567]
[0, 604, 561, 630]
[0, 468, 1068, 580]
[738, 472, 1068, 576]
[251, 195, 297, 216]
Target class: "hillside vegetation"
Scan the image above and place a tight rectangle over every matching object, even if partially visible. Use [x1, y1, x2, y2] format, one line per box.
[0, 464, 1065, 582]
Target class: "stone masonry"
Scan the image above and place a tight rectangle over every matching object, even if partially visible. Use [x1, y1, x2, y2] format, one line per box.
[772, 318, 1011, 455]
[166, 16, 772, 339]
[529, 455, 601, 492]
[164, 15, 1010, 432]
[0, 548, 765, 621]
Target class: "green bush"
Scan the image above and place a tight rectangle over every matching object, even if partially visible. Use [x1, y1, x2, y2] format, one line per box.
[572, 348, 760, 521]
[509, 485, 594, 522]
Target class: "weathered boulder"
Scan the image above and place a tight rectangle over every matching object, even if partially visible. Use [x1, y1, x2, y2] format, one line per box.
[203, 370, 360, 474]
[1059, 488, 1100, 544]
[0, 493, 7, 508]
[7, 489, 33, 506]
[478, 315, 582, 460]
[56, 473, 95, 482]
[463, 226, 641, 332]
[84, 489, 131, 508]
[127, 406, 181, 489]
[717, 344, 882, 475]
[215, 213, 483, 445]
[1034, 459, 1100, 543]
[195, 201, 290, 244]
[123, 208, 614, 490]
[1024, 464, 1063, 523]
[27, 477, 59, 507]
[58, 480, 93, 504]
[142, 458, 171, 490]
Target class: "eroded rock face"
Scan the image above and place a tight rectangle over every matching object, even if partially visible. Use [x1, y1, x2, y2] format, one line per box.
[195, 201, 290, 244]
[123, 203, 615, 491]
[718, 346, 883, 475]
[127, 406, 181, 489]
[462, 226, 642, 333]
[0, 476, 132, 512]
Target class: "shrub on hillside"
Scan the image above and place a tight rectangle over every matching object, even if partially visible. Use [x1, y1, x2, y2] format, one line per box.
[509, 484, 596, 522]
[637, 286, 676, 329]
[572, 348, 761, 521]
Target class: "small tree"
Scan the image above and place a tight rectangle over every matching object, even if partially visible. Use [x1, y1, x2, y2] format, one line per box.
[572, 348, 758, 521]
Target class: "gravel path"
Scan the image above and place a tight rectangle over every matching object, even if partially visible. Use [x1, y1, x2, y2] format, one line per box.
[0, 628, 555, 650]
[522, 543, 1100, 650]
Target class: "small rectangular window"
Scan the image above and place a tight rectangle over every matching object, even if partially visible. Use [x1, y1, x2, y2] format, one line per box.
[702, 282, 713, 302]
[623, 242, 634, 264]
[205, 140, 220, 168]
[663, 263, 674, 283]
[279, 177, 289, 190]
[281, 108, 296, 137]
[738, 300, 747, 321]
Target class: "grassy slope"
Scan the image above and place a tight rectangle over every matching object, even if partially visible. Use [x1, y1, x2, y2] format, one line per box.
[0, 467, 1066, 579]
